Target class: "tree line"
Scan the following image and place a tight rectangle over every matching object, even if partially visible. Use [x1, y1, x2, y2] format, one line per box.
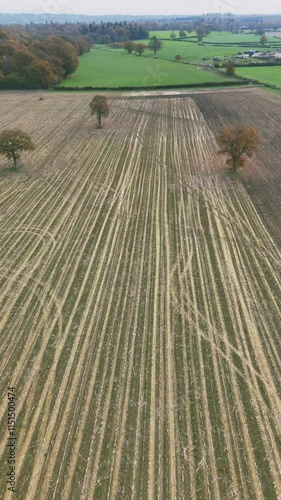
[79, 22, 149, 44]
[0, 24, 93, 89]
[110, 36, 163, 56]
[142, 14, 279, 35]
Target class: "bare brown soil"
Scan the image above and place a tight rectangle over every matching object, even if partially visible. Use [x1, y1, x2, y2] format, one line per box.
[0, 90, 280, 499]
[193, 88, 281, 246]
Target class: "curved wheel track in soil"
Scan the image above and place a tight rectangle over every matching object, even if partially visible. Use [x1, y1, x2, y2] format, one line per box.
[0, 90, 280, 499]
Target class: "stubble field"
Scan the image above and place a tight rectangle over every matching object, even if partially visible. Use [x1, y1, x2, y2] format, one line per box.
[0, 89, 281, 499]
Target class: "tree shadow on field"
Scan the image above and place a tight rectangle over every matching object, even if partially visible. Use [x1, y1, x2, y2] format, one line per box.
[222, 168, 244, 181]
[0, 165, 22, 178]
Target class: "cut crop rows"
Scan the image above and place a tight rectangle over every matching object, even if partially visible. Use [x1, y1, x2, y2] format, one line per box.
[0, 91, 280, 499]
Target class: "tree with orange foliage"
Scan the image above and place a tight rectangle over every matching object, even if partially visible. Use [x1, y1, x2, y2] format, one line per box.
[29, 60, 58, 88]
[217, 126, 260, 172]
[0, 129, 35, 169]
[90, 95, 110, 128]
[13, 49, 36, 76]
[224, 61, 236, 76]
[134, 43, 146, 56]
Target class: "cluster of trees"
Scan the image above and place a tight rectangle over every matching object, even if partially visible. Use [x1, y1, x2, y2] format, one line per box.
[0, 25, 93, 89]
[166, 23, 211, 43]
[143, 14, 273, 35]
[110, 36, 164, 56]
[179, 20, 271, 43]
[79, 21, 149, 44]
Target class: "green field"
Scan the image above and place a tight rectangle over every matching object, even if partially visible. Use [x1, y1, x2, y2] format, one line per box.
[61, 49, 236, 88]
[149, 30, 278, 44]
[200, 33, 278, 44]
[236, 66, 281, 88]
[102, 41, 248, 63]
[144, 31, 280, 65]
[62, 30, 281, 89]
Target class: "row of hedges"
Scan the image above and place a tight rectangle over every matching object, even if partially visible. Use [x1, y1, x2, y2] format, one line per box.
[187, 41, 281, 48]
[56, 80, 247, 92]
[234, 74, 281, 90]
[0, 79, 35, 90]
[233, 61, 281, 67]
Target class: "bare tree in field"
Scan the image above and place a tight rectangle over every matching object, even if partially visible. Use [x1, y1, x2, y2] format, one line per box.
[90, 95, 110, 129]
[0, 129, 35, 169]
[217, 126, 260, 173]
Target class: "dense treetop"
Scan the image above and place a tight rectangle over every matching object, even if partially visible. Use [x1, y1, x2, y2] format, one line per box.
[0, 24, 94, 89]
[0, 21, 149, 89]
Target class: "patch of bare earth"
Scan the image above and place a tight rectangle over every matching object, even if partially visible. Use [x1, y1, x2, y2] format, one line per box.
[0, 90, 280, 499]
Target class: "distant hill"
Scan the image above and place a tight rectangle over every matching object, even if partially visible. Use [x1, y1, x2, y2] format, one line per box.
[0, 13, 171, 25]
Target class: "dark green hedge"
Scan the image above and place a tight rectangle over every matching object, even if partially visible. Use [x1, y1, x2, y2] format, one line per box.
[56, 80, 247, 92]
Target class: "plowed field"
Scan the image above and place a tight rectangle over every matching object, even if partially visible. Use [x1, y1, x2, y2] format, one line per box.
[0, 90, 280, 499]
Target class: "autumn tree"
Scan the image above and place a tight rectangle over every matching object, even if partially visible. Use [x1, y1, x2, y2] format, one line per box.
[75, 36, 93, 55]
[260, 35, 268, 46]
[124, 41, 136, 54]
[134, 43, 146, 56]
[148, 36, 164, 55]
[28, 60, 58, 88]
[0, 129, 35, 169]
[43, 36, 79, 76]
[13, 49, 36, 76]
[217, 126, 260, 173]
[90, 95, 110, 129]
[224, 61, 236, 76]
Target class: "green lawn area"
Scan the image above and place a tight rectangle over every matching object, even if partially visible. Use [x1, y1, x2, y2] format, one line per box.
[149, 30, 278, 45]
[62, 30, 281, 89]
[236, 66, 281, 88]
[93, 30, 281, 68]
[99, 39, 267, 65]
[61, 49, 236, 88]
[201, 33, 278, 44]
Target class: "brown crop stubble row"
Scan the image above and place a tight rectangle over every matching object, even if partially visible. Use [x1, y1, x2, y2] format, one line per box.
[193, 88, 281, 247]
[0, 92, 280, 499]
[169, 97, 281, 498]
